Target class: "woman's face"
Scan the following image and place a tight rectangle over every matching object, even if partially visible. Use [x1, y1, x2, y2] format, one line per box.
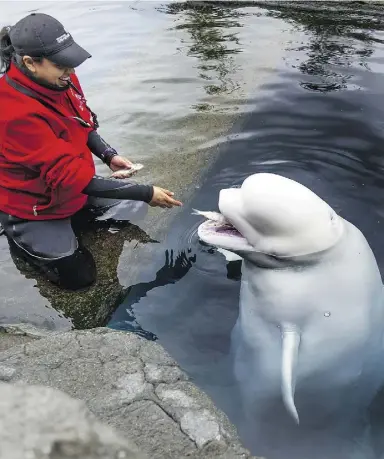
[22, 56, 74, 88]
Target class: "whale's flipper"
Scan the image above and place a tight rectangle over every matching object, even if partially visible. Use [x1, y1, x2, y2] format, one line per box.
[281, 324, 301, 424]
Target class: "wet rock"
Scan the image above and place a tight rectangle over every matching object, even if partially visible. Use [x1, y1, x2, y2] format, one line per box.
[0, 219, 154, 331]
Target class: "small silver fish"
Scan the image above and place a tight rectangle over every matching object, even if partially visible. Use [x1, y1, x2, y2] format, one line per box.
[192, 209, 228, 224]
[111, 163, 144, 180]
[129, 163, 144, 172]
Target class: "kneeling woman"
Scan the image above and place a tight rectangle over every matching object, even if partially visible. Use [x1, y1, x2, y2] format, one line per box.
[0, 13, 182, 290]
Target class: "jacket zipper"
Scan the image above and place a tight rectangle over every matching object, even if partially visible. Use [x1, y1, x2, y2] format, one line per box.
[33, 192, 57, 216]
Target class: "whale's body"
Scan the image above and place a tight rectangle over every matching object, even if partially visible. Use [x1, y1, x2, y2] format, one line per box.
[196, 173, 384, 458]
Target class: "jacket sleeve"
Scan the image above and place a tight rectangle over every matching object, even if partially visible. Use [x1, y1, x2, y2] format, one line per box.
[87, 130, 119, 166]
[83, 175, 154, 203]
[3, 114, 95, 198]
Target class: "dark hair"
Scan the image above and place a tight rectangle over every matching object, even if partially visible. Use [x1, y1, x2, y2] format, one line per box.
[0, 25, 43, 74]
[0, 26, 14, 73]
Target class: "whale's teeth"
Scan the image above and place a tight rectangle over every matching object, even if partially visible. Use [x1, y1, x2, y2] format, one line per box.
[192, 209, 227, 224]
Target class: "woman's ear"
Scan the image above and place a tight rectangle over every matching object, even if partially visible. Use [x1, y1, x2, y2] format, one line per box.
[22, 55, 36, 73]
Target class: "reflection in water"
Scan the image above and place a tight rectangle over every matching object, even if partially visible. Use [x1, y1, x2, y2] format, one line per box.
[108, 249, 196, 340]
[259, 0, 383, 92]
[163, 1, 245, 103]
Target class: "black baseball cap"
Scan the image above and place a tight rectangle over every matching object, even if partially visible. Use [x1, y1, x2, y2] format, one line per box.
[9, 13, 91, 68]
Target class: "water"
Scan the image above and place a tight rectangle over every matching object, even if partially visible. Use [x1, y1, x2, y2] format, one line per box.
[0, 1, 283, 329]
[2, 1, 384, 457]
[108, 2, 384, 458]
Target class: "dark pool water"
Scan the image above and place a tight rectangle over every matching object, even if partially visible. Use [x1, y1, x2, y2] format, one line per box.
[109, 2, 384, 458]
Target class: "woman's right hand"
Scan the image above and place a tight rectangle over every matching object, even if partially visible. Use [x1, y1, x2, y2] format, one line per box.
[149, 186, 183, 208]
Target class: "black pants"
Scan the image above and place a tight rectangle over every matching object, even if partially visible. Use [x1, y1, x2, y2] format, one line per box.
[0, 197, 148, 291]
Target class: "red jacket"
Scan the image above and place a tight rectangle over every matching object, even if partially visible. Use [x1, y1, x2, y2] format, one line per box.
[0, 63, 96, 220]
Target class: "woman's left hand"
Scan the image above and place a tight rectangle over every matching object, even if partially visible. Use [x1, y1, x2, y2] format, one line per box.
[109, 155, 135, 179]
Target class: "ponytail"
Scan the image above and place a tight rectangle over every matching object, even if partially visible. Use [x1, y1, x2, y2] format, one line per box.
[0, 26, 14, 74]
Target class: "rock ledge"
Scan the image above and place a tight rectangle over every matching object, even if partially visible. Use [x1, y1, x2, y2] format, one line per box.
[0, 325, 257, 459]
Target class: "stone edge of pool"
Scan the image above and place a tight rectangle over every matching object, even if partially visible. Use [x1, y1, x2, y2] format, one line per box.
[0, 324, 260, 459]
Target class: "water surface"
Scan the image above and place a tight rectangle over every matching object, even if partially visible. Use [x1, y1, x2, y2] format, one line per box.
[2, 1, 384, 457]
[109, 2, 384, 458]
[0, 1, 282, 329]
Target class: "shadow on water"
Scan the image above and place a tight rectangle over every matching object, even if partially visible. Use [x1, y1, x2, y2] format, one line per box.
[110, 2, 384, 459]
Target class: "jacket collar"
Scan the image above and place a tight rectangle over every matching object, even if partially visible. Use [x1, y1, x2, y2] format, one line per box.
[7, 62, 69, 102]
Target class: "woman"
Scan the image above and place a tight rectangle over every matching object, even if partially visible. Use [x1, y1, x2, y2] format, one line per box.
[0, 12, 182, 290]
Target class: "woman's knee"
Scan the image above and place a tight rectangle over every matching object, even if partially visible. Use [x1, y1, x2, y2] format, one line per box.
[9, 239, 96, 291]
[0, 212, 96, 291]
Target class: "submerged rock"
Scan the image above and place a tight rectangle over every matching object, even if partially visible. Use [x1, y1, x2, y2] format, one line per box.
[0, 217, 155, 331]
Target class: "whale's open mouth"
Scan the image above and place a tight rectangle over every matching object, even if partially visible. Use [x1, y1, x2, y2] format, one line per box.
[193, 209, 244, 239]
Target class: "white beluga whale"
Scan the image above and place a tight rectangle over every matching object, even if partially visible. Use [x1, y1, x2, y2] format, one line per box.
[194, 173, 384, 456]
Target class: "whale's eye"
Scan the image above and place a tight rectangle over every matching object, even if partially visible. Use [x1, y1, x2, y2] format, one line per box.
[324, 311, 331, 318]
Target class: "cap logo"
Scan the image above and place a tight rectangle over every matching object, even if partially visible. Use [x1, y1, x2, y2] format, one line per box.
[56, 32, 71, 44]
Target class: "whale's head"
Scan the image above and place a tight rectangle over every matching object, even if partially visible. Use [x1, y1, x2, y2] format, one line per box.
[197, 173, 344, 261]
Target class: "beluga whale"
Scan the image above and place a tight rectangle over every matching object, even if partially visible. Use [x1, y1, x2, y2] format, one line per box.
[195, 172, 384, 458]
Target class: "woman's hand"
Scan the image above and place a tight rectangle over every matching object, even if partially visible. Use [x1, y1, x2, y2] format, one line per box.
[149, 186, 183, 208]
[109, 155, 135, 178]
[109, 157, 182, 208]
